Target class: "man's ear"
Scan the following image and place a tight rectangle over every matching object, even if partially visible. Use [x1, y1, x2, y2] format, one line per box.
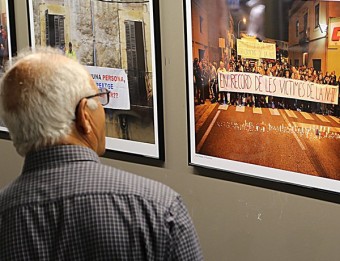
[75, 98, 92, 134]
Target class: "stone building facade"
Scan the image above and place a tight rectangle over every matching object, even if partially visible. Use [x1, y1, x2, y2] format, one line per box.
[31, 0, 156, 143]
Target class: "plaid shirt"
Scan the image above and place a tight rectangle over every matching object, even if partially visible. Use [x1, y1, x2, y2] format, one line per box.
[0, 145, 203, 260]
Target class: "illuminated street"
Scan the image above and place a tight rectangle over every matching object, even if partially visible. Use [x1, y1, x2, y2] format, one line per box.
[195, 102, 340, 179]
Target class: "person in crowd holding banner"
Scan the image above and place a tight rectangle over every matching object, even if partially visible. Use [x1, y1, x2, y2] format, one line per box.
[0, 48, 203, 260]
[217, 61, 227, 104]
[282, 68, 294, 110]
[66, 41, 77, 61]
[330, 71, 337, 85]
[322, 75, 332, 115]
[210, 61, 218, 103]
[337, 76, 340, 117]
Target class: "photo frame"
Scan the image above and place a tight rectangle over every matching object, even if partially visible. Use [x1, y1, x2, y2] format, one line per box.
[0, 0, 16, 133]
[27, 0, 164, 159]
[185, 0, 340, 193]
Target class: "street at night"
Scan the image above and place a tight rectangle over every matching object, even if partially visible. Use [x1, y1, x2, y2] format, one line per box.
[195, 102, 340, 179]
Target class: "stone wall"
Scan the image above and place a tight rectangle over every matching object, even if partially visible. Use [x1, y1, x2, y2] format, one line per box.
[32, 0, 151, 69]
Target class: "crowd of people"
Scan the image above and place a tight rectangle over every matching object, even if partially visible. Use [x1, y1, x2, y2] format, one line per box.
[193, 56, 340, 117]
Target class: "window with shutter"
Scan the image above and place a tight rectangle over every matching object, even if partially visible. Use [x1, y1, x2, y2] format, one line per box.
[45, 12, 65, 49]
[125, 20, 147, 106]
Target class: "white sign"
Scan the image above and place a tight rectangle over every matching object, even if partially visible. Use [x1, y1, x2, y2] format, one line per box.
[86, 66, 130, 110]
[218, 72, 339, 105]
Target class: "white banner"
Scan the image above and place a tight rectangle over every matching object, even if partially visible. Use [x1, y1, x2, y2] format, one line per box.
[86, 66, 130, 110]
[218, 72, 339, 105]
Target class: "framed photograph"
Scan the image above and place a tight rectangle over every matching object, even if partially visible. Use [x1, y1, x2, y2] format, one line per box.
[27, 0, 164, 159]
[0, 0, 16, 133]
[185, 0, 340, 193]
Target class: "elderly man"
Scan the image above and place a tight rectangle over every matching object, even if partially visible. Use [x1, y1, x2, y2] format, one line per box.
[0, 48, 203, 260]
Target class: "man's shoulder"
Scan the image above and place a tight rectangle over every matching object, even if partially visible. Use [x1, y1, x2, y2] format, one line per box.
[85, 162, 179, 207]
[0, 159, 179, 214]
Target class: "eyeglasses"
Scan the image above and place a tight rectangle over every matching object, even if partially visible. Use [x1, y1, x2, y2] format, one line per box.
[84, 88, 110, 106]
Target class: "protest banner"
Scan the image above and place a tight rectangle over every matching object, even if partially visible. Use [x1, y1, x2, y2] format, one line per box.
[218, 72, 339, 105]
[86, 66, 130, 110]
[237, 39, 276, 60]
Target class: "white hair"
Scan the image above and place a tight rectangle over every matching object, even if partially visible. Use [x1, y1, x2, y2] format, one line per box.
[0, 47, 98, 156]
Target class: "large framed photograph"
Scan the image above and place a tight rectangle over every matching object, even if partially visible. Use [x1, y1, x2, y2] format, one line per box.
[0, 0, 16, 133]
[185, 0, 340, 193]
[27, 0, 164, 159]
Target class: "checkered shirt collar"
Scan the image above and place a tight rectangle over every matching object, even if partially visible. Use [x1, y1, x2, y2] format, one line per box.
[22, 145, 100, 173]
